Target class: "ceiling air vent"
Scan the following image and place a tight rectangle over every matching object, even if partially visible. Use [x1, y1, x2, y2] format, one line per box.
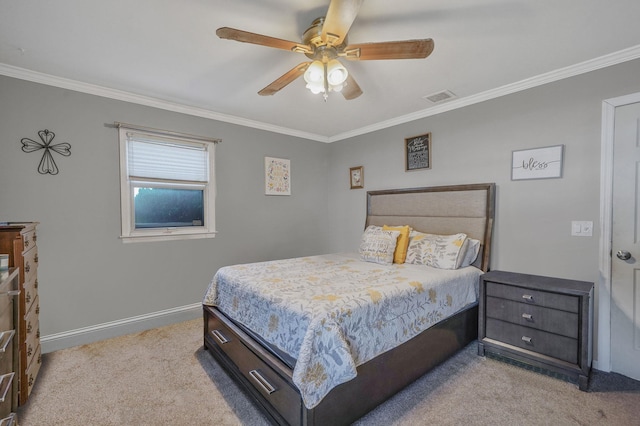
[423, 90, 457, 104]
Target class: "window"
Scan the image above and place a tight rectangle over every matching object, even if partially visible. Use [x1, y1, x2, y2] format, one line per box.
[117, 123, 218, 242]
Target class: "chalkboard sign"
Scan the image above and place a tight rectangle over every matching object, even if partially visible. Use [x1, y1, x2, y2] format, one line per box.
[405, 133, 431, 171]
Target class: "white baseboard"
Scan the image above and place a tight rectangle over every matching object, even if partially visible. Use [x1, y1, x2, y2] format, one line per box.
[41, 303, 202, 353]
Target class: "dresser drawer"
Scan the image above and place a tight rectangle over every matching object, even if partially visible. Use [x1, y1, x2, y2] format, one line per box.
[206, 312, 301, 426]
[21, 230, 36, 254]
[23, 276, 38, 316]
[22, 247, 37, 286]
[0, 372, 16, 420]
[0, 330, 16, 378]
[24, 302, 40, 362]
[486, 296, 579, 338]
[0, 412, 17, 426]
[0, 299, 11, 332]
[486, 318, 578, 364]
[24, 344, 41, 398]
[486, 282, 579, 313]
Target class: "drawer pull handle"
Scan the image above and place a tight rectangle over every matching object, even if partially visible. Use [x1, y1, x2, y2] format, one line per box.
[522, 294, 534, 302]
[522, 313, 533, 321]
[521, 336, 533, 344]
[249, 369, 276, 395]
[0, 330, 15, 353]
[0, 412, 16, 426]
[211, 329, 229, 344]
[0, 372, 15, 403]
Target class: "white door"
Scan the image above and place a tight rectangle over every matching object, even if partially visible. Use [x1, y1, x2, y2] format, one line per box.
[611, 102, 640, 381]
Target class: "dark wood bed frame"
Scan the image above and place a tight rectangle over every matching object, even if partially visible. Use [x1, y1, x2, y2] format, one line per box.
[203, 183, 496, 425]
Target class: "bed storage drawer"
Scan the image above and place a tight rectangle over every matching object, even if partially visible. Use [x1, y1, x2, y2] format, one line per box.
[205, 307, 302, 426]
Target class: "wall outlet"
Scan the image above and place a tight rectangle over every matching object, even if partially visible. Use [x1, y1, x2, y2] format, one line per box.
[571, 221, 593, 237]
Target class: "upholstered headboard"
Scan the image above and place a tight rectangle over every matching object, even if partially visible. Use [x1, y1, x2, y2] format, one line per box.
[365, 183, 496, 272]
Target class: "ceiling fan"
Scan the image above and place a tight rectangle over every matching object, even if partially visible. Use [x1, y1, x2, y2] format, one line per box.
[216, 0, 434, 101]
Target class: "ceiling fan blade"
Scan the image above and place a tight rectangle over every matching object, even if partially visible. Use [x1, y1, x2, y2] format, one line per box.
[341, 73, 362, 100]
[258, 62, 311, 96]
[321, 0, 364, 46]
[344, 39, 434, 60]
[217, 27, 312, 54]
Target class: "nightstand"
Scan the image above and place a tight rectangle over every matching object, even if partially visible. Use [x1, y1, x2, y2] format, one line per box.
[478, 270, 593, 390]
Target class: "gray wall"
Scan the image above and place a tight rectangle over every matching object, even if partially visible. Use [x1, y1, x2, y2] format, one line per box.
[0, 76, 330, 342]
[326, 58, 640, 362]
[2, 58, 640, 356]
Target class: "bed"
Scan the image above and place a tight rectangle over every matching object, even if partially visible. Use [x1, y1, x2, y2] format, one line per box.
[202, 183, 495, 425]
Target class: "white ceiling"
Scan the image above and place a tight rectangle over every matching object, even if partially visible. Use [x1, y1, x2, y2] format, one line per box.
[1, 0, 640, 142]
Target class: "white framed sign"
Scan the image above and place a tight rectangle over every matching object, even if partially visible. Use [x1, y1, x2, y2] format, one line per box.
[511, 145, 564, 180]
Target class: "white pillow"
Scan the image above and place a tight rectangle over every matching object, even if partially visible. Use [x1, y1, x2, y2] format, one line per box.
[406, 232, 468, 269]
[359, 226, 400, 265]
[459, 238, 481, 268]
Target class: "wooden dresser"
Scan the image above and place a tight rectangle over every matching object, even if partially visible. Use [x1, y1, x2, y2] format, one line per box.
[0, 268, 19, 425]
[0, 223, 42, 404]
[478, 270, 593, 390]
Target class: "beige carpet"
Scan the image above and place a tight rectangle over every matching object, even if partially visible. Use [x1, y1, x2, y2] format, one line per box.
[18, 318, 640, 425]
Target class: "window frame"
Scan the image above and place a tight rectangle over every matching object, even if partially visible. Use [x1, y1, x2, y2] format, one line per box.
[117, 124, 218, 243]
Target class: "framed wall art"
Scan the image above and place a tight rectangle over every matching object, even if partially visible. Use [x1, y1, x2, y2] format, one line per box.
[405, 133, 431, 171]
[349, 166, 364, 189]
[265, 156, 291, 195]
[511, 145, 564, 180]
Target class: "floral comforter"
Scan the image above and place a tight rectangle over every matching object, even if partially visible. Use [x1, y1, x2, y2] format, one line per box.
[202, 253, 481, 409]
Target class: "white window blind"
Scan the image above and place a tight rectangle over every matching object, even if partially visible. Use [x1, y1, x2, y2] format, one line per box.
[117, 123, 219, 243]
[127, 133, 209, 182]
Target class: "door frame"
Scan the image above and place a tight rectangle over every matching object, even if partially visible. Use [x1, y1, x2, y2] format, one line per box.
[598, 91, 640, 372]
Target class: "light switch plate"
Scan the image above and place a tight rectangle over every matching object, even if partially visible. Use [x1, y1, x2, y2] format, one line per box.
[571, 221, 593, 237]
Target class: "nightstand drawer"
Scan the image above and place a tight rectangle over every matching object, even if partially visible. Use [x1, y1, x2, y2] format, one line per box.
[486, 282, 579, 313]
[486, 296, 579, 338]
[486, 318, 578, 364]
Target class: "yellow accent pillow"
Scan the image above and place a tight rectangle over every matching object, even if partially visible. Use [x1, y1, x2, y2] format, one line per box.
[383, 225, 411, 264]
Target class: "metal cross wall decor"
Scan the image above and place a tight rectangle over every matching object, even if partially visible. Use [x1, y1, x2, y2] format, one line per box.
[21, 129, 72, 175]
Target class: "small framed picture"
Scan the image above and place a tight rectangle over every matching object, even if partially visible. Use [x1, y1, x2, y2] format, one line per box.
[405, 133, 431, 171]
[349, 166, 364, 189]
[265, 156, 291, 195]
[511, 145, 564, 180]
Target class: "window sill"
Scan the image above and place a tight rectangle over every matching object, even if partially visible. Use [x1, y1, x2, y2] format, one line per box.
[120, 230, 217, 243]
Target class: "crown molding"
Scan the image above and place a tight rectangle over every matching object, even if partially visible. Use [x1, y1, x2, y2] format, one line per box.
[0, 63, 330, 143]
[328, 44, 640, 142]
[2, 44, 640, 144]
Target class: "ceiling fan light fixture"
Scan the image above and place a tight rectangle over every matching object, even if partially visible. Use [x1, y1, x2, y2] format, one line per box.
[330, 83, 344, 93]
[304, 61, 325, 84]
[306, 81, 325, 94]
[326, 59, 348, 85]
